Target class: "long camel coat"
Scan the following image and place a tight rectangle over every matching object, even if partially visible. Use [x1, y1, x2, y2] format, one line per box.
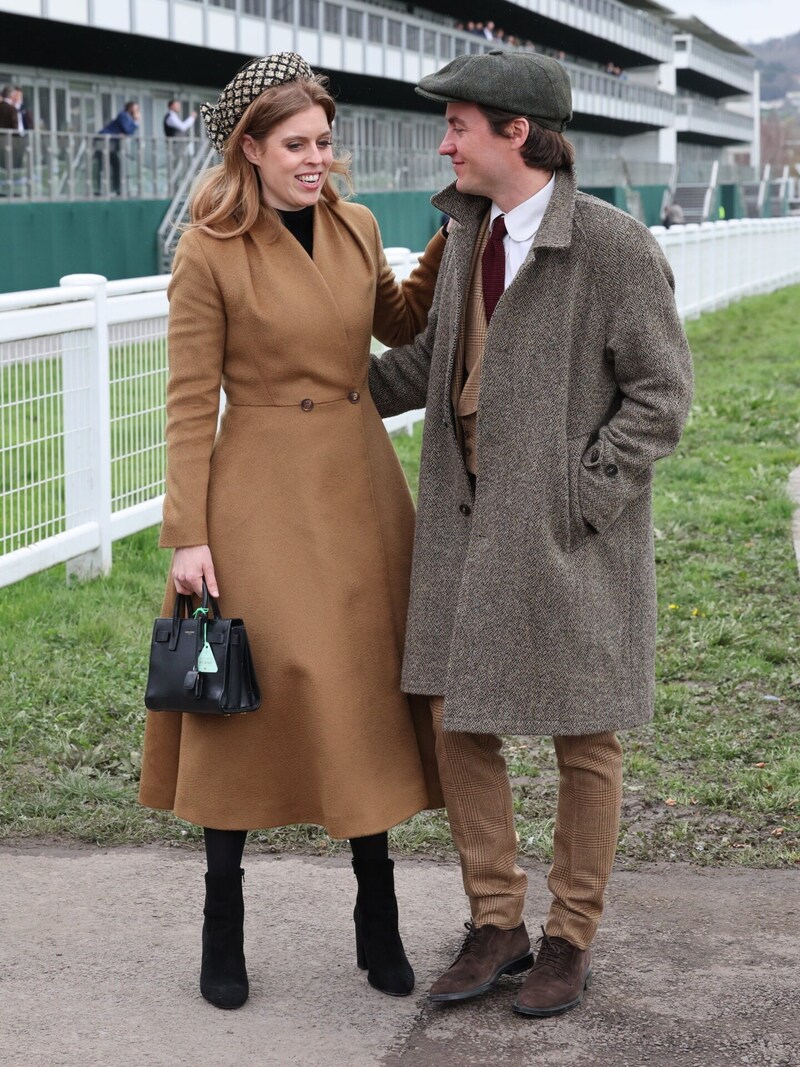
[138, 199, 444, 836]
[369, 169, 694, 737]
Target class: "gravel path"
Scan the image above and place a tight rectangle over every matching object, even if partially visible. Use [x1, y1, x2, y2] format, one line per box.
[1, 845, 797, 1066]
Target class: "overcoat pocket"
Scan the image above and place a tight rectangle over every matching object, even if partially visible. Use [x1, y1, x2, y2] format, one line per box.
[566, 434, 597, 553]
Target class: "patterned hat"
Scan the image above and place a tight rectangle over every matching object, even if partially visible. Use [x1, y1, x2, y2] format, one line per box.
[201, 52, 314, 153]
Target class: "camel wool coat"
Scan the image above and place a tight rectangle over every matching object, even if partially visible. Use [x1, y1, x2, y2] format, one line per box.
[369, 169, 694, 737]
[138, 198, 444, 836]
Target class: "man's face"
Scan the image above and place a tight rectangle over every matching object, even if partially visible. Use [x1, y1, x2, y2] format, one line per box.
[439, 102, 506, 199]
[170, 101, 181, 114]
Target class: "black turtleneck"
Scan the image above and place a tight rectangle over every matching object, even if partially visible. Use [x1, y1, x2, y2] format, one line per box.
[277, 205, 314, 258]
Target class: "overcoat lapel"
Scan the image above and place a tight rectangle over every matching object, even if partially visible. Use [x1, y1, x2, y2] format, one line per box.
[431, 186, 489, 429]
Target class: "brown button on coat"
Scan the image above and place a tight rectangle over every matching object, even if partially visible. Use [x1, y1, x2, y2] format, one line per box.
[369, 169, 694, 737]
[138, 200, 444, 835]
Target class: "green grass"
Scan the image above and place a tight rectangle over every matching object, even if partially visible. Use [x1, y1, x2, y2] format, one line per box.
[1, 287, 799, 866]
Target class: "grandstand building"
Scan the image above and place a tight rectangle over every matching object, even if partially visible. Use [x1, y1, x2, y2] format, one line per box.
[0, 0, 767, 292]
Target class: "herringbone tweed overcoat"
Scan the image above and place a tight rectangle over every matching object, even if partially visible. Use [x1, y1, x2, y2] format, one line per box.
[369, 168, 694, 736]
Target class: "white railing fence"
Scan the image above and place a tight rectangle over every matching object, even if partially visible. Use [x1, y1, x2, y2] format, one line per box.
[2, 218, 800, 588]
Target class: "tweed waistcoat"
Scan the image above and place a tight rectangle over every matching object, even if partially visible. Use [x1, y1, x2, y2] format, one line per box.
[452, 215, 490, 476]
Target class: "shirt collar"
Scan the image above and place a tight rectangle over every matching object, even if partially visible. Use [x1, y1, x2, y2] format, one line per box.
[490, 173, 556, 242]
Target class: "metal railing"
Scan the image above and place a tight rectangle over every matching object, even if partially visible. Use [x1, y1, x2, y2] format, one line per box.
[0, 132, 201, 202]
[675, 98, 754, 141]
[3, 219, 799, 587]
[26, 0, 674, 66]
[673, 34, 755, 95]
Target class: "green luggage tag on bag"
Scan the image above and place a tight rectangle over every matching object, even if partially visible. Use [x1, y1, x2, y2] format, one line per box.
[198, 639, 217, 673]
[193, 606, 218, 673]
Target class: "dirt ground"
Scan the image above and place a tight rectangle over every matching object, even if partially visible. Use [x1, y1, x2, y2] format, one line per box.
[0, 844, 797, 1067]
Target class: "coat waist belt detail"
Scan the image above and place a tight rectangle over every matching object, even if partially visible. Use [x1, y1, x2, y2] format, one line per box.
[227, 393, 362, 410]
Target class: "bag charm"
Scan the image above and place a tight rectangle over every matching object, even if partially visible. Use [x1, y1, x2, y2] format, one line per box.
[194, 607, 218, 673]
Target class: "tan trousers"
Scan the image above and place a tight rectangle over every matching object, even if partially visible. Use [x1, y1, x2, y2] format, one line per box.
[429, 697, 623, 949]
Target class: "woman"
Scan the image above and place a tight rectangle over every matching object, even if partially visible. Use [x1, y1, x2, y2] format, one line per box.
[138, 53, 445, 1009]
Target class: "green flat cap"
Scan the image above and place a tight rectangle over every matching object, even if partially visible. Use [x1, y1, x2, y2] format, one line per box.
[416, 49, 572, 132]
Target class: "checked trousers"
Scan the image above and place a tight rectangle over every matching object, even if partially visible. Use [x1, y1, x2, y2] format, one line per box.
[429, 696, 623, 949]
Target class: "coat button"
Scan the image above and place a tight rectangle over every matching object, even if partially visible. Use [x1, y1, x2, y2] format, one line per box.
[459, 503, 472, 516]
[347, 391, 360, 403]
[590, 448, 600, 463]
[604, 463, 619, 477]
[300, 398, 314, 412]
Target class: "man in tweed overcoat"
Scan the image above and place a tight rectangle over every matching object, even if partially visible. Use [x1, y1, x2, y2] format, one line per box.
[369, 50, 693, 1017]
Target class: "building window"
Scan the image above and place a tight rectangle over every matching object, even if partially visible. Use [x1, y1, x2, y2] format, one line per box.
[406, 25, 419, 51]
[387, 20, 402, 47]
[324, 2, 341, 33]
[208, 0, 236, 8]
[346, 9, 363, 38]
[242, 0, 266, 13]
[368, 14, 383, 44]
[299, 0, 319, 29]
[272, 0, 294, 24]
[424, 29, 436, 56]
[439, 34, 452, 59]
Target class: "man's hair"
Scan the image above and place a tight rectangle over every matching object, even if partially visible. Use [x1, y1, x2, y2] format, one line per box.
[479, 106, 575, 171]
[167, 99, 178, 108]
[124, 101, 138, 113]
[1, 85, 14, 98]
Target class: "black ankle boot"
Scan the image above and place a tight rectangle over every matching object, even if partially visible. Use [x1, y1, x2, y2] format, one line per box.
[200, 868, 249, 1009]
[352, 858, 414, 997]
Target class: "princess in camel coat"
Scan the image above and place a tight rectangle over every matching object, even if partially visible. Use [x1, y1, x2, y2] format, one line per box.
[138, 53, 443, 1009]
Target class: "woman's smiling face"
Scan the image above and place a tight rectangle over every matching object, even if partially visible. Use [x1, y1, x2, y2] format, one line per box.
[242, 104, 334, 211]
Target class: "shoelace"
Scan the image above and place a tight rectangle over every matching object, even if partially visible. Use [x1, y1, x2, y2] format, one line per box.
[531, 926, 572, 982]
[451, 921, 482, 965]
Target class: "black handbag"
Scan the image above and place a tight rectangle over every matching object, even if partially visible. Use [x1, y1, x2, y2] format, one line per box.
[145, 580, 261, 715]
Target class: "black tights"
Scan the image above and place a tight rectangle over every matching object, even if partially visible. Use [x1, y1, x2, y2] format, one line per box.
[203, 827, 389, 876]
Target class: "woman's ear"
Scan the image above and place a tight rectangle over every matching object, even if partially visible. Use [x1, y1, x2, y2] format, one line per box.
[240, 134, 260, 166]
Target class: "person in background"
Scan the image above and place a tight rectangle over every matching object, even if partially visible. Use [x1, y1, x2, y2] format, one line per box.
[0, 85, 18, 130]
[12, 87, 33, 131]
[164, 98, 197, 137]
[369, 48, 693, 1019]
[95, 100, 140, 195]
[138, 52, 444, 1012]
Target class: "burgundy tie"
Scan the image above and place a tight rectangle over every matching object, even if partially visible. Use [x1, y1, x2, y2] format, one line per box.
[481, 214, 507, 323]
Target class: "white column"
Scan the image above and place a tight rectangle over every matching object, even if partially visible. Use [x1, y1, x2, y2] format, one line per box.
[60, 273, 113, 581]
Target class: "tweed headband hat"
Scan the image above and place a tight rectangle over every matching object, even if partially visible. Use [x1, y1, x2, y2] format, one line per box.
[201, 52, 314, 153]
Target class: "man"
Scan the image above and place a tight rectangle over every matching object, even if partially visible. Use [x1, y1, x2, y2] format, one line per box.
[95, 100, 140, 195]
[163, 99, 197, 137]
[0, 85, 29, 184]
[0, 85, 16, 130]
[12, 87, 33, 131]
[369, 51, 692, 1018]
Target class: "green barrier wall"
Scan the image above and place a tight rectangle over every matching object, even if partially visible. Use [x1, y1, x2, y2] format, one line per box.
[2, 200, 170, 293]
[2, 195, 442, 294]
[718, 184, 745, 221]
[3, 184, 684, 295]
[635, 185, 669, 228]
[355, 190, 442, 249]
[581, 186, 628, 212]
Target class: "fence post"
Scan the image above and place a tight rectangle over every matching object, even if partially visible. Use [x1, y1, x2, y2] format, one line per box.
[60, 273, 113, 582]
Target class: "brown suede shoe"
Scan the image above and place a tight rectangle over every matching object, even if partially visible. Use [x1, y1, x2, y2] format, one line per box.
[512, 929, 592, 1017]
[429, 921, 532, 1003]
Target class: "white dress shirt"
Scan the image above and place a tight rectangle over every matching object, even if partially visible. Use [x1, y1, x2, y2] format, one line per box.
[165, 110, 196, 133]
[489, 173, 556, 289]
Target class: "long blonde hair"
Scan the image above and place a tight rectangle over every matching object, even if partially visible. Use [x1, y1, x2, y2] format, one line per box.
[190, 77, 352, 239]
